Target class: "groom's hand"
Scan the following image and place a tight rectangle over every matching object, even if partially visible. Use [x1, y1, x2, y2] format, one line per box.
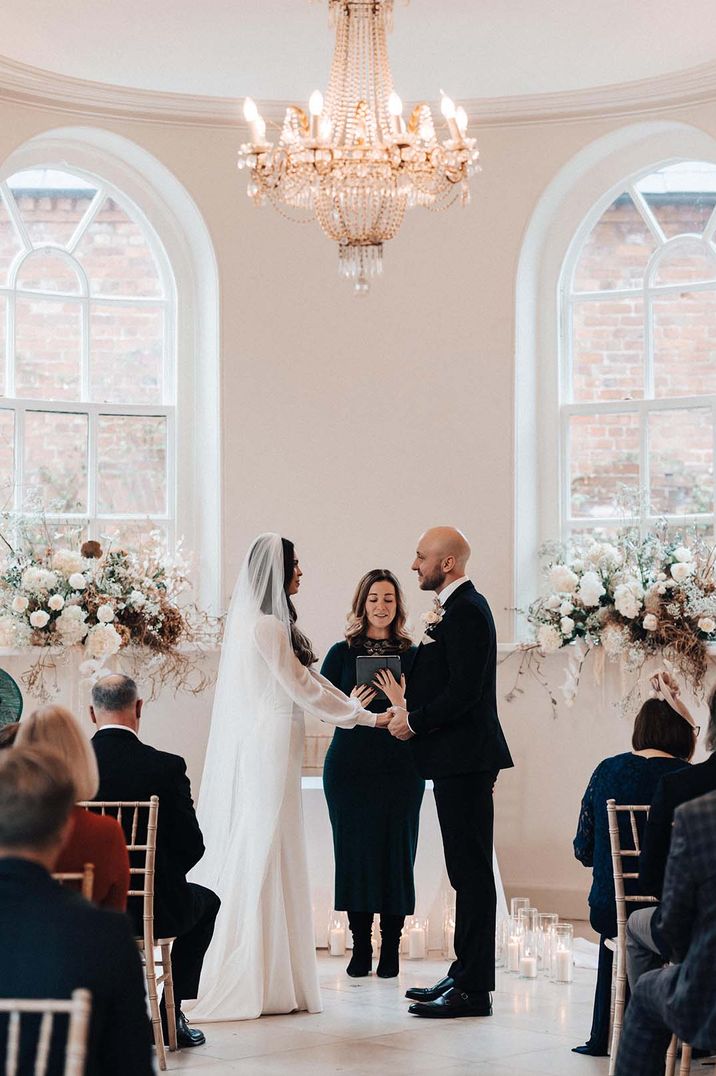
[388, 706, 414, 741]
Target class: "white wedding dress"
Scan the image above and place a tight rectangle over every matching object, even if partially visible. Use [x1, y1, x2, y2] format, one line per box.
[189, 534, 375, 1021]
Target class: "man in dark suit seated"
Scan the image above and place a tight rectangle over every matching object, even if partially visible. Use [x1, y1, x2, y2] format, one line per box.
[89, 673, 220, 1049]
[616, 789, 716, 1075]
[0, 746, 153, 1076]
[626, 685, 716, 989]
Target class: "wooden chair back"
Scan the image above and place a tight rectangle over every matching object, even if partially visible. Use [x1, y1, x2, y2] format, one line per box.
[0, 988, 92, 1076]
[52, 864, 94, 902]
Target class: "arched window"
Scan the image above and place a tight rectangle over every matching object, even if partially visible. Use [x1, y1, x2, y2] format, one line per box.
[0, 166, 175, 550]
[560, 160, 716, 543]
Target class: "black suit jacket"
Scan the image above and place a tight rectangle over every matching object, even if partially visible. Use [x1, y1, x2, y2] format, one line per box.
[406, 581, 514, 779]
[639, 752, 716, 898]
[91, 728, 205, 938]
[0, 858, 153, 1076]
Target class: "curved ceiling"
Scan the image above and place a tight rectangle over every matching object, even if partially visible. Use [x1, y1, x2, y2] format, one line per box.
[4, 0, 716, 102]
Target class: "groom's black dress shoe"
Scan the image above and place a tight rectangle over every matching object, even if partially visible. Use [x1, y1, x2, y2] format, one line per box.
[161, 1008, 206, 1048]
[404, 976, 454, 1002]
[408, 987, 492, 1019]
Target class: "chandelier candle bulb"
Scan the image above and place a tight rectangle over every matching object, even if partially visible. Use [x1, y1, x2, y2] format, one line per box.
[243, 97, 265, 144]
[440, 93, 461, 141]
[388, 91, 405, 135]
[455, 105, 468, 139]
[309, 90, 324, 139]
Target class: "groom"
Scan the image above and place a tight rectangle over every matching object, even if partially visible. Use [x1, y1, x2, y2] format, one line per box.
[387, 527, 513, 1018]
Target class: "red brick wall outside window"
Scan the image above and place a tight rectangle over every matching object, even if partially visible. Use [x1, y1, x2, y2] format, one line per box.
[0, 168, 174, 552]
[562, 160, 716, 544]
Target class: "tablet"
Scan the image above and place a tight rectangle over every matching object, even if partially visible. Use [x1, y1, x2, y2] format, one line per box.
[355, 655, 402, 701]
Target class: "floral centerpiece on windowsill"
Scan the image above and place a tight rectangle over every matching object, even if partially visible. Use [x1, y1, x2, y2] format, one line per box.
[0, 523, 222, 702]
[507, 527, 716, 715]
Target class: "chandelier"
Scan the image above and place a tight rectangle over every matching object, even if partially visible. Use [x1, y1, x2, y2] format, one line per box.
[238, 0, 479, 294]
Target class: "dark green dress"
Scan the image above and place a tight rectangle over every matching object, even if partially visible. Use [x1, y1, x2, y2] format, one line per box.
[321, 639, 425, 915]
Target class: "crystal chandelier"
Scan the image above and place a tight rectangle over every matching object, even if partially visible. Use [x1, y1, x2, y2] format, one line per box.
[238, 0, 479, 294]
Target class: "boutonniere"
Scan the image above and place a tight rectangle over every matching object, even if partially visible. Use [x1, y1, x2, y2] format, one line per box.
[420, 603, 444, 644]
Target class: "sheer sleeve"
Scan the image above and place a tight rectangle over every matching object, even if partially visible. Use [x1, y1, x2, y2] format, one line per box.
[254, 617, 376, 728]
[574, 764, 600, 867]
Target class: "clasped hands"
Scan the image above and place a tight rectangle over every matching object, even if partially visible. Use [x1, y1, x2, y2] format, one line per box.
[351, 671, 414, 740]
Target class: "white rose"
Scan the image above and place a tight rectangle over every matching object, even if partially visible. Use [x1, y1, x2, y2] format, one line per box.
[537, 624, 562, 653]
[642, 613, 658, 631]
[21, 567, 58, 593]
[96, 603, 115, 623]
[62, 605, 86, 620]
[128, 590, 146, 607]
[29, 610, 50, 629]
[672, 546, 693, 563]
[11, 596, 29, 613]
[670, 561, 693, 584]
[560, 616, 575, 636]
[549, 565, 579, 594]
[559, 601, 574, 617]
[51, 549, 85, 576]
[614, 579, 644, 619]
[698, 616, 716, 634]
[68, 573, 87, 591]
[544, 595, 561, 611]
[85, 623, 122, 659]
[577, 570, 605, 608]
[48, 594, 65, 611]
[423, 610, 440, 625]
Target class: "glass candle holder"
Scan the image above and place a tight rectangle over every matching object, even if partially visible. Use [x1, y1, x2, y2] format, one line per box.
[406, 916, 429, 959]
[327, 912, 347, 956]
[510, 897, 531, 920]
[537, 913, 559, 975]
[519, 941, 538, 979]
[551, 922, 574, 983]
[495, 916, 509, 969]
[443, 913, 456, 960]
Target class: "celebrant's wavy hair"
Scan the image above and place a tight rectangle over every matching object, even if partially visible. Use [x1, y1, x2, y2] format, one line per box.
[16, 705, 100, 801]
[345, 569, 412, 651]
[281, 538, 317, 667]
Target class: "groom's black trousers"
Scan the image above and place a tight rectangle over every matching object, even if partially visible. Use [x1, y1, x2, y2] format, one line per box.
[433, 771, 497, 994]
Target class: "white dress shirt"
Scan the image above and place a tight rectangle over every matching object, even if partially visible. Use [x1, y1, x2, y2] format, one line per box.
[94, 723, 139, 736]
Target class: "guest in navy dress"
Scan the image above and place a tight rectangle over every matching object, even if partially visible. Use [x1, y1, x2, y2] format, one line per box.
[322, 569, 424, 978]
[572, 695, 695, 1056]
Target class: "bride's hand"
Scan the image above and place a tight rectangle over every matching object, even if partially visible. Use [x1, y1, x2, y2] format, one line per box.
[351, 684, 376, 707]
[373, 670, 406, 708]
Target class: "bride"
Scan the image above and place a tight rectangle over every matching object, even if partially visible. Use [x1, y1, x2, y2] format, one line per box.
[190, 533, 385, 1020]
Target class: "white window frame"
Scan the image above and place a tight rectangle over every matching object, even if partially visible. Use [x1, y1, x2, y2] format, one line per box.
[558, 169, 716, 542]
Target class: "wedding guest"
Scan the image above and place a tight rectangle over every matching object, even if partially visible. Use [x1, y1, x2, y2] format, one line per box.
[572, 680, 695, 1057]
[626, 681, 715, 990]
[90, 674, 219, 1050]
[15, 705, 130, 911]
[0, 721, 19, 749]
[615, 790, 716, 1075]
[0, 746, 153, 1076]
[322, 569, 424, 978]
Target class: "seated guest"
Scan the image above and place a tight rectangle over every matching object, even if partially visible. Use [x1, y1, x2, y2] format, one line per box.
[16, 705, 130, 911]
[626, 681, 714, 990]
[572, 674, 695, 1057]
[321, 568, 423, 978]
[0, 721, 19, 749]
[0, 746, 152, 1076]
[616, 789, 716, 1075]
[89, 673, 219, 1050]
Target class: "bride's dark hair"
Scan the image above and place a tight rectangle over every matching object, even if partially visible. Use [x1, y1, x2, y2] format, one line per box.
[282, 538, 317, 667]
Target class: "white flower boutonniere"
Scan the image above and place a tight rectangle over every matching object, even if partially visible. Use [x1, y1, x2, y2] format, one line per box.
[420, 604, 444, 644]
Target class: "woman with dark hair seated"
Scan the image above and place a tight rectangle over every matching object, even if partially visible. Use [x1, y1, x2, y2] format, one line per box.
[572, 672, 697, 1057]
[322, 569, 424, 978]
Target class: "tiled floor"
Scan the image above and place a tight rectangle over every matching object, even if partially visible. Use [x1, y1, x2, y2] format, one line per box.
[169, 953, 611, 1075]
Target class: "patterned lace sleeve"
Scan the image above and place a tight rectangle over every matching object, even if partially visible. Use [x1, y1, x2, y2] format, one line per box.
[573, 764, 600, 867]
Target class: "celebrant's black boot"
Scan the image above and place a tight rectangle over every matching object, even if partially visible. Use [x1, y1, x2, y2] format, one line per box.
[346, 911, 373, 977]
[377, 914, 404, 978]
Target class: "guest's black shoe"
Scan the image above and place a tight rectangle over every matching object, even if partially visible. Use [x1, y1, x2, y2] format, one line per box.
[175, 1011, 206, 1048]
[404, 976, 454, 1002]
[408, 987, 492, 1018]
[346, 946, 373, 978]
[572, 1043, 609, 1057]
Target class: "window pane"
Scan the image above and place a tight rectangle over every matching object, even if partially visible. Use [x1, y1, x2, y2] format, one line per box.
[570, 412, 640, 518]
[567, 524, 639, 546]
[75, 197, 163, 298]
[16, 251, 82, 295]
[90, 305, 163, 404]
[17, 518, 88, 550]
[15, 298, 82, 400]
[0, 194, 24, 285]
[0, 409, 14, 507]
[573, 194, 655, 292]
[571, 299, 644, 402]
[96, 520, 168, 552]
[636, 162, 716, 239]
[649, 409, 713, 516]
[7, 170, 97, 249]
[23, 411, 88, 513]
[653, 290, 716, 397]
[97, 415, 167, 515]
[651, 238, 716, 287]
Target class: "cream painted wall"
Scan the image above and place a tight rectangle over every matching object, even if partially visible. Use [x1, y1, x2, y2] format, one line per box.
[2, 93, 716, 915]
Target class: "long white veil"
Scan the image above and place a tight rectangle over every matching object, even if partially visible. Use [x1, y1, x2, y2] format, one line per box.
[190, 533, 295, 1016]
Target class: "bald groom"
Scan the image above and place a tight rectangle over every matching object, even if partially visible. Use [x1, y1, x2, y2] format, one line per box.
[389, 527, 513, 1018]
